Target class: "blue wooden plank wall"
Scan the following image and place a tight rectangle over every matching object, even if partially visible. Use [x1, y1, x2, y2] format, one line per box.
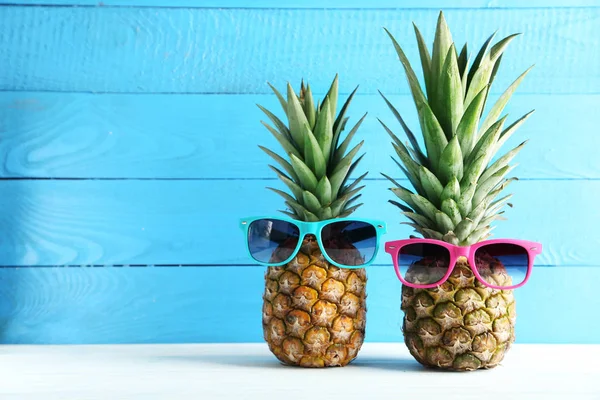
[0, 1, 598, 345]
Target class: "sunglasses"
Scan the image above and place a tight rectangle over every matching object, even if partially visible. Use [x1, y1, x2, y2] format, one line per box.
[384, 238, 543, 290]
[239, 216, 387, 268]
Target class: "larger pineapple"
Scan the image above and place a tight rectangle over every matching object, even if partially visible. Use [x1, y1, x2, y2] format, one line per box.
[258, 76, 369, 367]
[381, 12, 533, 370]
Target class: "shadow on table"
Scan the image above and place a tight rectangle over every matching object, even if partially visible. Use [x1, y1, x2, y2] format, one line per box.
[154, 354, 287, 370]
[154, 353, 427, 372]
[351, 357, 425, 372]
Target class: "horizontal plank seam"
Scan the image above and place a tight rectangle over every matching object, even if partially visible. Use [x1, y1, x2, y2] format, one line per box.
[1, 89, 599, 96]
[1, 3, 599, 10]
[0, 177, 598, 181]
[0, 264, 583, 268]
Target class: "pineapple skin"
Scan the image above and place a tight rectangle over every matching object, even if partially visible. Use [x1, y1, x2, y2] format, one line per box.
[262, 236, 367, 367]
[401, 257, 516, 371]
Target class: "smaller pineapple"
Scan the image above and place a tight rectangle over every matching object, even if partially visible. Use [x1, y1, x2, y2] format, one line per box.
[380, 12, 534, 370]
[257, 76, 370, 367]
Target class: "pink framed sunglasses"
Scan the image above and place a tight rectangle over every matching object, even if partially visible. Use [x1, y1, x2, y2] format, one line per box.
[384, 238, 543, 290]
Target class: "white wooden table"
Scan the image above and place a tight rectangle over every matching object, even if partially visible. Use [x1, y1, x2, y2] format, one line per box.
[0, 343, 598, 399]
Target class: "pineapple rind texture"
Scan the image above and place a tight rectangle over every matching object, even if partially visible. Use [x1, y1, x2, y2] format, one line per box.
[263, 237, 367, 367]
[401, 258, 516, 371]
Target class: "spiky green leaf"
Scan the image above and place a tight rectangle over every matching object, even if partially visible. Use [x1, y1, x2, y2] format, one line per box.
[314, 96, 333, 165]
[443, 231, 460, 245]
[303, 123, 326, 179]
[379, 91, 427, 165]
[290, 154, 318, 192]
[455, 218, 475, 243]
[457, 43, 468, 77]
[438, 135, 464, 185]
[267, 82, 288, 116]
[268, 187, 296, 204]
[485, 194, 513, 217]
[403, 212, 435, 229]
[259, 145, 299, 182]
[410, 193, 439, 222]
[302, 191, 322, 214]
[435, 211, 455, 234]
[441, 198, 462, 225]
[483, 177, 517, 205]
[334, 113, 367, 165]
[464, 116, 507, 172]
[303, 210, 320, 222]
[495, 111, 535, 152]
[391, 186, 419, 211]
[325, 74, 339, 121]
[472, 166, 512, 207]
[480, 140, 527, 183]
[419, 166, 444, 207]
[467, 198, 488, 227]
[421, 228, 444, 240]
[279, 209, 299, 220]
[461, 154, 488, 194]
[339, 202, 364, 217]
[320, 207, 333, 220]
[330, 184, 365, 216]
[438, 44, 464, 139]
[286, 83, 310, 147]
[413, 23, 433, 100]
[479, 65, 533, 136]
[340, 171, 368, 196]
[315, 176, 332, 205]
[465, 226, 494, 244]
[465, 34, 519, 110]
[458, 184, 476, 217]
[456, 85, 488, 159]
[466, 31, 497, 90]
[380, 119, 420, 173]
[332, 86, 359, 153]
[257, 104, 292, 141]
[269, 165, 303, 200]
[303, 85, 317, 129]
[261, 121, 301, 159]
[441, 177, 461, 202]
[284, 200, 308, 218]
[338, 154, 365, 196]
[419, 103, 449, 171]
[430, 12, 453, 105]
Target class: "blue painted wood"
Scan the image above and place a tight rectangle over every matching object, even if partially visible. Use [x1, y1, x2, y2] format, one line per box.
[0, 7, 597, 94]
[6, 0, 597, 7]
[0, 93, 597, 179]
[0, 180, 594, 267]
[0, 265, 598, 344]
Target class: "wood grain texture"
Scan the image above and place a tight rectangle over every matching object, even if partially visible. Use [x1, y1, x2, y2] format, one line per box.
[6, 0, 598, 7]
[0, 180, 595, 267]
[0, 7, 598, 94]
[1, 266, 598, 344]
[1, 93, 597, 179]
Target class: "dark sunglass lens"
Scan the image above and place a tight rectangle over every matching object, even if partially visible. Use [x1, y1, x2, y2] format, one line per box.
[398, 243, 450, 285]
[475, 244, 529, 288]
[247, 219, 299, 264]
[321, 221, 377, 267]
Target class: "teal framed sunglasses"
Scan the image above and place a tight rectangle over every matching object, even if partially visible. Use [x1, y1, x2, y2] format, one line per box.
[239, 216, 387, 269]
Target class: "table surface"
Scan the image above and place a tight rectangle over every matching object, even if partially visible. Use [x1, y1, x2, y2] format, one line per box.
[1, 343, 599, 399]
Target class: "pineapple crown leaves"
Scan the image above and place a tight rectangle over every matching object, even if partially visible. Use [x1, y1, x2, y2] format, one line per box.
[381, 11, 535, 245]
[258, 75, 368, 222]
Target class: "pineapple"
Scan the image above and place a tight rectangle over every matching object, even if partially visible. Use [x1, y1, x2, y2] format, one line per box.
[380, 12, 533, 371]
[258, 75, 369, 367]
